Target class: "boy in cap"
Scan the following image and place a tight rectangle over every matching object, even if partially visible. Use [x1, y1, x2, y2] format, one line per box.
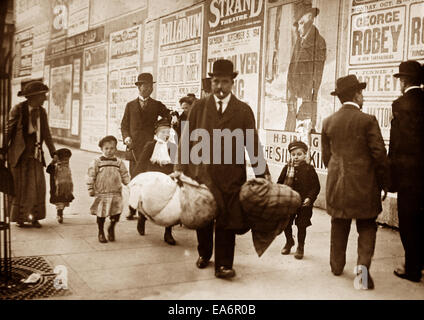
[277, 140, 320, 259]
[46, 148, 74, 223]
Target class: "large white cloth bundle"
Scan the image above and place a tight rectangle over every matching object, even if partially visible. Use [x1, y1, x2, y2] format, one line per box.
[128, 172, 181, 227]
[173, 172, 217, 229]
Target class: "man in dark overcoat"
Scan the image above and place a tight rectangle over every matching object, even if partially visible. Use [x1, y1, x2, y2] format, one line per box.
[121, 73, 170, 220]
[175, 59, 269, 279]
[389, 60, 424, 283]
[286, 1, 326, 132]
[321, 75, 389, 289]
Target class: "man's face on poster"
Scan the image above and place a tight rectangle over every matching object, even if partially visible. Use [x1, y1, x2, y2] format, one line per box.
[297, 12, 313, 37]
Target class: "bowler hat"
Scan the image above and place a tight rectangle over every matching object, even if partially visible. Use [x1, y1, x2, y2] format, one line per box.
[331, 75, 366, 96]
[293, 1, 320, 26]
[208, 59, 238, 79]
[18, 80, 49, 97]
[393, 60, 423, 80]
[135, 73, 155, 86]
[155, 117, 171, 131]
[288, 140, 308, 153]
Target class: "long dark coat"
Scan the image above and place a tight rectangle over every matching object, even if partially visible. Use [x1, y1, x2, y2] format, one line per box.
[321, 104, 389, 219]
[388, 88, 424, 192]
[120, 97, 170, 177]
[175, 94, 268, 232]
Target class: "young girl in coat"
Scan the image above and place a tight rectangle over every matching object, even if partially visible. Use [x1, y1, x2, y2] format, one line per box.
[87, 135, 130, 243]
[277, 140, 320, 259]
[46, 148, 74, 224]
[134, 117, 178, 245]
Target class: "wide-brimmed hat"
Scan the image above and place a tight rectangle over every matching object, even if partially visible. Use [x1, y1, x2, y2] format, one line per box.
[331, 75, 367, 96]
[135, 73, 155, 86]
[293, 1, 320, 26]
[18, 80, 49, 97]
[155, 117, 171, 131]
[208, 59, 238, 79]
[393, 60, 423, 80]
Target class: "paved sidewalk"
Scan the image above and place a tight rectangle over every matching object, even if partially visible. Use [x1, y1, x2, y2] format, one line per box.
[9, 145, 424, 300]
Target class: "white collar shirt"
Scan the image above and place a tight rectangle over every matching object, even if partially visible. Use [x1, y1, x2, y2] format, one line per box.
[404, 86, 421, 94]
[213, 93, 231, 113]
[344, 101, 361, 110]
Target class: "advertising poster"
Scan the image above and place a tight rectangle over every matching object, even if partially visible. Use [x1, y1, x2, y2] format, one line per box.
[206, 0, 264, 120]
[108, 25, 142, 150]
[81, 44, 108, 151]
[71, 99, 80, 135]
[263, 0, 339, 134]
[68, 0, 90, 37]
[49, 64, 73, 129]
[157, 5, 203, 108]
[349, 0, 424, 143]
[73, 58, 81, 94]
[143, 21, 156, 63]
[31, 47, 45, 79]
[50, 0, 68, 39]
[14, 28, 33, 78]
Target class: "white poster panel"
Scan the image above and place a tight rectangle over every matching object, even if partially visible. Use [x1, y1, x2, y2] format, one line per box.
[71, 99, 80, 135]
[108, 25, 142, 151]
[81, 44, 108, 151]
[207, 26, 261, 117]
[31, 47, 45, 79]
[408, 2, 424, 59]
[49, 64, 73, 129]
[362, 101, 393, 142]
[73, 58, 81, 94]
[349, 6, 406, 65]
[68, 0, 90, 37]
[143, 21, 156, 63]
[157, 5, 203, 109]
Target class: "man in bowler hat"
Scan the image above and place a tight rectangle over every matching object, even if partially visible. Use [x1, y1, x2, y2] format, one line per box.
[321, 75, 389, 289]
[389, 60, 424, 282]
[286, 0, 326, 133]
[175, 59, 269, 279]
[121, 73, 170, 221]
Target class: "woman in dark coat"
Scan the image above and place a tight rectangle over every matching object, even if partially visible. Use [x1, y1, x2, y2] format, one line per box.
[6, 81, 56, 228]
[134, 117, 178, 245]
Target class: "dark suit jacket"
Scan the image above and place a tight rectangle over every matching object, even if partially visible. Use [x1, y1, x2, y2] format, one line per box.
[287, 25, 326, 101]
[388, 88, 424, 191]
[321, 104, 389, 219]
[120, 97, 170, 174]
[6, 101, 55, 168]
[175, 94, 268, 232]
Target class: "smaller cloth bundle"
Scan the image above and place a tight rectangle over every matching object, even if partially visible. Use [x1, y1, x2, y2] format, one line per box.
[239, 178, 302, 257]
[129, 172, 181, 227]
[173, 172, 217, 229]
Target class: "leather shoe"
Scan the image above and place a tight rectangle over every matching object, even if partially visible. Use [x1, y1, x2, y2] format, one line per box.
[196, 256, 209, 269]
[281, 240, 294, 255]
[215, 266, 236, 279]
[137, 216, 146, 235]
[394, 268, 421, 283]
[98, 232, 108, 243]
[32, 220, 42, 228]
[164, 228, 176, 245]
[294, 246, 304, 260]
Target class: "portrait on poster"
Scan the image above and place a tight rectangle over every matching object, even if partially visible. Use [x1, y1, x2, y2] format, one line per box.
[264, 0, 339, 134]
[49, 64, 73, 129]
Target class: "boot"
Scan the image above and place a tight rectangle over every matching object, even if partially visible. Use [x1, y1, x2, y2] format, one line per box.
[294, 244, 304, 260]
[137, 213, 146, 235]
[281, 226, 294, 255]
[164, 227, 176, 245]
[126, 206, 137, 220]
[97, 217, 107, 243]
[57, 209, 63, 224]
[107, 216, 118, 242]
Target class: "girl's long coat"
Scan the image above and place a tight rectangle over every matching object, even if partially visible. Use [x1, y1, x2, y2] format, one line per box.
[175, 94, 268, 232]
[321, 104, 389, 219]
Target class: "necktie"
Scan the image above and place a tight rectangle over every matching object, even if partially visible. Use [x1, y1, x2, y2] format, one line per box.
[30, 108, 39, 129]
[218, 101, 223, 117]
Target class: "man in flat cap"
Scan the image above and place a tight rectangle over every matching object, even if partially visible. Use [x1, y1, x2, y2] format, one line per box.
[286, 0, 326, 133]
[321, 75, 389, 289]
[6, 80, 56, 228]
[121, 73, 170, 221]
[389, 60, 424, 283]
[174, 59, 269, 279]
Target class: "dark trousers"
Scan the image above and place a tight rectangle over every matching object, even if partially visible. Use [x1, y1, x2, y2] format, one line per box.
[397, 189, 424, 278]
[330, 217, 377, 273]
[196, 221, 236, 271]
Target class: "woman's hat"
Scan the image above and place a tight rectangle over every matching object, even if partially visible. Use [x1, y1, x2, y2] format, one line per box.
[155, 117, 171, 131]
[208, 59, 238, 79]
[331, 75, 367, 96]
[293, 0, 320, 26]
[288, 140, 308, 153]
[135, 73, 155, 86]
[18, 80, 49, 97]
[393, 60, 423, 81]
